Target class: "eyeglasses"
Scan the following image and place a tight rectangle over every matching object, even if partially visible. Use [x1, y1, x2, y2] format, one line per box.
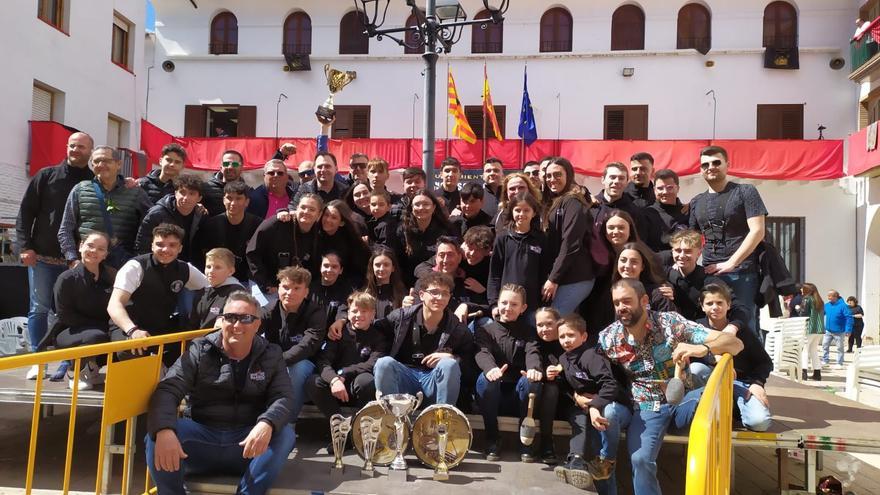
[350, 162, 368, 170]
[299, 170, 315, 178]
[265, 170, 286, 177]
[222, 161, 242, 168]
[525, 170, 541, 176]
[220, 313, 259, 324]
[700, 159, 723, 170]
[422, 288, 451, 299]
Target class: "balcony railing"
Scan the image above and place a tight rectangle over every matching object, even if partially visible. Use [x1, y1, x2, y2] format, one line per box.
[282, 42, 311, 56]
[209, 41, 238, 55]
[852, 29, 880, 73]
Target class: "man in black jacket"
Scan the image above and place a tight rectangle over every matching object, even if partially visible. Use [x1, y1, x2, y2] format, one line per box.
[624, 152, 656, 208]
[592, 162, 664, 252]
[145, 291, 295, 494]
[135, 175, 206, 261]
[16, 132, 93, 377]
[138, 143, 185, 204]
[195, 181, 261, 284]
[202, 150, 249, 216]
[373, 272, 474, 405]
[648, 169, 689, 264]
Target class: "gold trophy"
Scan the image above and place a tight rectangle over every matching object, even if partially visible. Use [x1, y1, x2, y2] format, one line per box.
[316, 64, 357, 124]
[433, 409, 450, 481]
[359, 415, 382, 477]
[329, 414, 352, 479]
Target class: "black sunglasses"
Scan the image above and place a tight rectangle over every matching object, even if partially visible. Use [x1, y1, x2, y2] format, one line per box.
[700, 159, 723, 170]
[299, 170, 315, 178]
[220, 313, 259, 324]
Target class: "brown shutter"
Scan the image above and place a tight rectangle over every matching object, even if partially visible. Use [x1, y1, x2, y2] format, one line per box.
[605, 109, 625, 140]
[859, 102, 869, 130]
[184, 105, 206, 137]
[352, 107, 371, 138]
[757, 104, 802, 139]
[625, 106, 648, 140]
[465, 106, 484, 140]
[237, 105, 257, 137]
[780, 108, 803, 139]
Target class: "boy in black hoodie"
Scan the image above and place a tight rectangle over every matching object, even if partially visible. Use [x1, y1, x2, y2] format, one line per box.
[475, 284, 543, 462]
[261, 265, 327, 430]
[556, 314, 624, 490]
[188, 248, 244, 330]
[306, 291, 388, 418]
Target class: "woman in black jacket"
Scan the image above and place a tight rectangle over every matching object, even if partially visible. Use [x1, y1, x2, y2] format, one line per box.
[541, 157, 596, 315]
[363, 246, 407, 319]
[612, 241, 676, 312]
[319, 200, 370, 286]
[50, 232, 114, 390]
[343, 180, 372, 227]
[396, 189, 454, 285]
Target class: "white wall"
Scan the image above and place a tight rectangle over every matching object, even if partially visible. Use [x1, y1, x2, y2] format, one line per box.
[147, 0, 857, 141]
[0, 0, 146, 220]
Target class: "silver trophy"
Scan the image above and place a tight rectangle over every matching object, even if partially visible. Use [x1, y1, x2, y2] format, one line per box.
[329, 414, 352, 477]
[359, 415, 382, 477]
[378, 392, 423, 479]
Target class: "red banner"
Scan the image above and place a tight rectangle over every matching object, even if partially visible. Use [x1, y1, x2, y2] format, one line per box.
[28, 121, 78, 175]
[846, 125, 880, 176]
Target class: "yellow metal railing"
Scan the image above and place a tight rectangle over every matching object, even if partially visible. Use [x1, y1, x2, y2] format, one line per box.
[685, 353, 735, 495]
[0, 329, 213, 495]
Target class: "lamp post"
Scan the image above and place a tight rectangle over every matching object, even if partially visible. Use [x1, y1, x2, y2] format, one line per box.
[354, 0, 509, 188]
[275, 93, 288, 142]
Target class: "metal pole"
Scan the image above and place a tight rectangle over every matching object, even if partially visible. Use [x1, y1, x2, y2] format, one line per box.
[422, 0, 438, 190]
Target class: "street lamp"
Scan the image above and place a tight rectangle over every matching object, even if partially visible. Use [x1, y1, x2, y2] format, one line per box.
[353, 0, 510, 186]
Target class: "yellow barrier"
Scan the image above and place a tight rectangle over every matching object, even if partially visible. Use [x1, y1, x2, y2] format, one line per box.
[0, 329, 213, 495]
[685, 353, 735, 495]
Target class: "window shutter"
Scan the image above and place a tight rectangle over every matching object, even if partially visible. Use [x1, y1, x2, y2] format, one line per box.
[237, 105, 257, 137]
[780, 109, 803, 139]
[352, 107, 370, 138]
[184, 105, 206, 137]
[605, 109, 625, 140]
[625, 106, 648, 140]
[465, 107, 484, 139]
[106, 118, 121, 148]
[859, 102, 869, 130]
[32, 85, 53, 120]
[757, 104, 802, 139]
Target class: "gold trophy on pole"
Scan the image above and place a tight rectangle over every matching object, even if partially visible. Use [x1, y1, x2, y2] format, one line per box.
[316, 64, 357, 124]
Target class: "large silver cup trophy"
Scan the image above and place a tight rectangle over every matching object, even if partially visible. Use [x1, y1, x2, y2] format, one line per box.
[329, 414, 352, 477]
[378, 392, 423, 476]
[359, 415, 382, 477]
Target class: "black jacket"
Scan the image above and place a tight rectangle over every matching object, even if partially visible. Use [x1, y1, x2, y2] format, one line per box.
[547, 195, 595, 285]
[291, 179, 346, 207]
[475, 319, 542, 382]
[201, 172, 246, 217]
[137, 169, 174, 205]
[188, 277, 245, 330]
[695, 317, 772, 387]
[246, 217, 319, 290]
[262, 298, 327, 365]
[756, 241, 798, 317]
[247, 183, 298, 219]
[488, 229, 548, 310]
[41, 263, 114, 350]
[538, 339, 565, 371]
[147, 331, 293, 436]
[367, 214, 400, 252]
[451, 210, 494, 238]
[310, 278, 354, 324]
[378, 304, 474, 363]
[624, 182, 656, 209]
[592, 191, 665, 252]
[195, 212, 262, 282]
[16, 160, 94, 258]
[560, 342, 626, 410]
[135, 194, 206, 260]
[396, 220, 447, 286]
[666, 265, 751, 332]
[315, 322, 388, 384]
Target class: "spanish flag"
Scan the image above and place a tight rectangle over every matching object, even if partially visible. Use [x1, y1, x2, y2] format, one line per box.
[483, 64, 503, 141]
[448, 69, 476, 144]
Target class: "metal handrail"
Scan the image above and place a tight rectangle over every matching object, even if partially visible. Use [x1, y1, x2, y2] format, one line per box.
[685, 353, 735, 495]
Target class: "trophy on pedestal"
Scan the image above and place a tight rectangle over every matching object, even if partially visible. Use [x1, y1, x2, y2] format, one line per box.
[378, 392, 423, 481]
[329, 414, 352, 479]
[359, 415, 382, 477]
[316, 64, 357, 124]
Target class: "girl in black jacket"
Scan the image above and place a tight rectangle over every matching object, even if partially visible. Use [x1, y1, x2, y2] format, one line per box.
[364, 247, 407, 319]
[396, 189, 454, 285]
[319, 200, 370, 286]
[612, 241, 677, 313]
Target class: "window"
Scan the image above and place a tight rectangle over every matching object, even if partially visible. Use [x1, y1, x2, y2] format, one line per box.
[604, 105, 648, 140]
[404, 12, 423, 54]
[331, 106, 371, 138]
[766, 217, 804, 284]
[677, 3, 711, 54]
[472, 10, 503, 54]
[32, 83, 59, 121]
[340, 11, 369, 54]
[763, 1, 797, 49]
[611, 5, 645, 51]
[210, 11, 238, 54]
[756, 104, 803, 139]
[183, 104, 256, 137]
[283, 12, 311, 55]
[37, 0, 66, 31]
[464, 106, 507, 140]
[111, 13, 132, 69]
[540, 8, 572, 53]
[106, 115, 129, 148]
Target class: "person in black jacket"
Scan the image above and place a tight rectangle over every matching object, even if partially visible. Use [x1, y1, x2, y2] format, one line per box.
[201, 150, 249, 216]
[261, 266, 327, 428]
[306, 291, 388, 419]
[367, 190, 399, 251]
[16, 132, 94, 376]
[195, 181, 262, 284]
[138, 143, 185, 205]
[474, 285, 544, 462]
[145, 291, 295, 495]
[647, 169, 689, 262]
[188, 248, 244, 330]
[318, 200, 370, 286]
[135, 175, 206, 261]
[555, 314, 624, 489]
[535, 307, 565, 465]
[413, 237, 489, 323]
[309, 252, 354, 324]
[396, 189, 454, 286]
[373, 272, 474, 405]
[591, 162, 665, 253]
[674, 284, 772, 432]
[612, 242, 677, 313]
[450, 181, 493, 237]
[291, 151, 347, 206]
[624, 152, 656, 209]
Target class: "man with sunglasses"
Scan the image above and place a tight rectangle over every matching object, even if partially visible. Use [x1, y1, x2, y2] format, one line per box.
[689, 145, 767, 341]
[146, 291, 295, 494]
[342, 152, 369, 188]
[202, 150, 249, 217]
[522, 161, 542, 189]
[247, 159, 298, 220]
[297, 160, 316, 183]
[291, 151, 346, 206]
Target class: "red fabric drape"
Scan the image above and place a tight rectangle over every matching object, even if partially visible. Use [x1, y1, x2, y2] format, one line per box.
[711, 140, 844, 180]
[28, 121, 77, 175]
[846, 126, 880, 176]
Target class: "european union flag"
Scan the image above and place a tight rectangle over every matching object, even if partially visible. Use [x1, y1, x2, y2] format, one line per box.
[518, 67, 538, 146]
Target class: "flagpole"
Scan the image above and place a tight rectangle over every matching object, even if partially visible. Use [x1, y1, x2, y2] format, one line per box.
[445, 62, 451, 160]
[520, 62, 527, 166]
[482, 61, 488, 165]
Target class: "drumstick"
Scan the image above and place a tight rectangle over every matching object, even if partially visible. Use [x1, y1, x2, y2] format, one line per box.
[519, 392, 537, 446]
[665, 362, 686, 406]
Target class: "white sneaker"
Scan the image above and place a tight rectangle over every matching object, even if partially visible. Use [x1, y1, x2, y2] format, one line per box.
[833, 364, 845, 371]
[68, 362, 103, 391]
[26, 364, 46, 380]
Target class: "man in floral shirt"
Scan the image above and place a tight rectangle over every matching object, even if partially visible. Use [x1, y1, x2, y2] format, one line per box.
[596, 279, 743, 495]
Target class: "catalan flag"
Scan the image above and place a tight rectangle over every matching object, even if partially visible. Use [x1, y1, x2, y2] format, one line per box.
[448, 69, 476, 144]
[483, 64, 503, 141]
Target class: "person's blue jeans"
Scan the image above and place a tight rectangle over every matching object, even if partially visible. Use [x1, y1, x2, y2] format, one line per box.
[145, 418, 295, 495]
[674, 381, 772, 432]
[551, 279, 595, 316]
[287, 359, 316, 425]
[374, 356, 461, 405]
[27, 261, 67, 351]
[568, 401, 621, 465]
[822, 333, 846, 366]
[688, 361, 714, 388]
[475, 373, 541, 441]
[718, 271, 760, 342]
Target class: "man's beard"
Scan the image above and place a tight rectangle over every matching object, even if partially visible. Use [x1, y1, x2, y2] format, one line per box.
[617, 305, 644, 327]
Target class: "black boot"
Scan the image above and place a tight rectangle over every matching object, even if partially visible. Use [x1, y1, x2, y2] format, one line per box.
[802, 369, 808, 381]
[812, 370, 822, 381]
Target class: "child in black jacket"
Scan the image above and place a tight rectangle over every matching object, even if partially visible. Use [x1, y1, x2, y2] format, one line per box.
[474, 284, 544, 462]
[555, 315, 624, 490]
[306, 292, 388, 419]
[188, 248, 244, 330]
[535, 307, 565, 465]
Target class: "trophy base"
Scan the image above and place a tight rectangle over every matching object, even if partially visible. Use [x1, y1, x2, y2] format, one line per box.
[433, 469, 449, 481]
[388, 467, 409, 483]
[316, 106, 335, 125]
[329, 466, 345, 482]
[361, 467, 377, 478]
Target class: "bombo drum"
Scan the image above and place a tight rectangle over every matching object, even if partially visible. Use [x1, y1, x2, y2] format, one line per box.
[352, 401, 408, 466]
[411, 404, 472, 469]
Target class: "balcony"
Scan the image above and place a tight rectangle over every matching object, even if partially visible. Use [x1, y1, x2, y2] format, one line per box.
[851, 19, 880, 78]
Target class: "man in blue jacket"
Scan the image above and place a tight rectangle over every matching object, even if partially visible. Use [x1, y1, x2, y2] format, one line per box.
[823, 290, 854, 369]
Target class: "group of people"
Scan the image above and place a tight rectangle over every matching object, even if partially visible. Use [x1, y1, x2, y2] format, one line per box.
[791, 284, 864, 381]
[17, 124, 781, 494]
